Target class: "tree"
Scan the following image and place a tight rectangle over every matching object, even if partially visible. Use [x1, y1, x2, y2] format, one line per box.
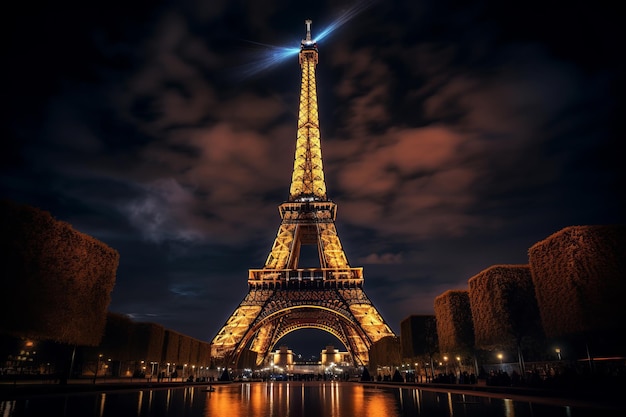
[0, 200, 119, 346]
[528, 225, 626, 364]
[189, 338, 200, 371]
[130, 322, 165, 364]
[162, 330, 181, 366]
[198, 341, 211, 370]
[434, 290, 476, 373]
[468, 264, 544, 374]
[178, 334, 192, 373]
[434, 291, 474, 354]
[99, 313, 134, 362]
[400, 315, 438, 380]
[368, 336, 401, 377]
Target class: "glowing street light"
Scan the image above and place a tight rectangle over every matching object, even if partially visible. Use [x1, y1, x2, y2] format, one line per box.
[93, 353, 103, 384]
[555, 348, 561, 360]
[497, 353, 503, 365]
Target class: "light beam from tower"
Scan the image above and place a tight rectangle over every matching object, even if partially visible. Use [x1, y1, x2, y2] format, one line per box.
[234, 0, 378, 79]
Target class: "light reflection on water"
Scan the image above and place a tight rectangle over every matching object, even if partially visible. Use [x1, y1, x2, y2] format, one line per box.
[204, 382, 399, 417]
[0, 381, 620, 417]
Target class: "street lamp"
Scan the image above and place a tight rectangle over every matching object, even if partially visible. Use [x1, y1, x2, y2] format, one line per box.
[555, 348, 561, 360]
[93, 354, 103, 384]
[497, 353, 503, 365]
[106, 358, 111, 381]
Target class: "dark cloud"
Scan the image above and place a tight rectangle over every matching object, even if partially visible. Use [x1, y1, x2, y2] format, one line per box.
[2, 0, 623, 349]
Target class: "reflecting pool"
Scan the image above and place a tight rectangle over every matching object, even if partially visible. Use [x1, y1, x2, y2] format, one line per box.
[1, 381, 621, 417]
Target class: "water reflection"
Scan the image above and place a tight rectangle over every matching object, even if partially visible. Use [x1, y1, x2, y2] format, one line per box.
[98, 393, 105, 417]
[205, 382, 401, 417]
[137, 390, 142, 415]
[0, 381, 621, 417]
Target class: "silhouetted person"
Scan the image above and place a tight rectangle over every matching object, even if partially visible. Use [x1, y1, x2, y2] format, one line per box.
[392, 369, 404, 382]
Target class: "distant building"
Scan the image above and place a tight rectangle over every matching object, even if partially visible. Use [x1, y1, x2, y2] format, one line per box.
[320, 345, 351, 367]
[271, 346, 294, 372]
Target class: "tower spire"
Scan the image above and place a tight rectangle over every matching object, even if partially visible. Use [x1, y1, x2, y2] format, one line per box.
[290, 19, 325, 201]
[304, 19, 312, 42]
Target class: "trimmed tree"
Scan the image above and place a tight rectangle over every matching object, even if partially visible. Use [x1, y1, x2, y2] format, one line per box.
[0, 200, 119, 346]
[528, 225, 626, 363]
[130, 321, 165, 366]
[162, 330, 181, 376]
[468, 264, 544, 374]
[178, 333, 192, 376]
[189, 338, 199, 371]
[400, 315, 438, 380]
[100, 313, 134, 361]
[86, 312, 134, 376]
[434, 290, 476, 374]
[368, 336, 401, 377]
[198, 341, 211, 370]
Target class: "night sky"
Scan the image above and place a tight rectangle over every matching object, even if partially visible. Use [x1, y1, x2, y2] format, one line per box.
[3, 0, 623, 357]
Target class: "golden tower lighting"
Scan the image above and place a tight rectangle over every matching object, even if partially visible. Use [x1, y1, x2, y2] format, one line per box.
[210, 20, 395, 369]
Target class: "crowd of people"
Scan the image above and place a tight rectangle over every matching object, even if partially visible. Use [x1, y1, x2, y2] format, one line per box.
[369, 360, 626, 394]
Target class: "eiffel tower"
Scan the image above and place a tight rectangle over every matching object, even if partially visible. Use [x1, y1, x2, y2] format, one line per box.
[210, 20, 395, 368]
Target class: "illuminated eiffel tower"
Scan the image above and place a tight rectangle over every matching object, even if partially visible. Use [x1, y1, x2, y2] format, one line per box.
[210, 20, 395, 368]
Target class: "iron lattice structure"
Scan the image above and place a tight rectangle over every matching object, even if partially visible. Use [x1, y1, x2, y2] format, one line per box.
[210, 20, 395, 368]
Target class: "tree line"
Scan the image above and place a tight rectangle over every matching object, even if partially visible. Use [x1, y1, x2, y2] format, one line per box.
[370, 224, 626, 384]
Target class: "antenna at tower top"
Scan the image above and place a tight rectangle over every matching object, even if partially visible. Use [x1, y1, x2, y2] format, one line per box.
[305, 19, 312, 42]
[301, 19, 317, 51]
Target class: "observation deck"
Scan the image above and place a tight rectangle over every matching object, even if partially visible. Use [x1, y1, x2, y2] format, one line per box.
[248, 267, 363, 289]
